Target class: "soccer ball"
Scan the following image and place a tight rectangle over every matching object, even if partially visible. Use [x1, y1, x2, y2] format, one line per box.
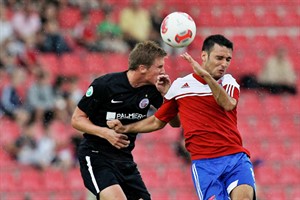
[160, 12, 196, 48]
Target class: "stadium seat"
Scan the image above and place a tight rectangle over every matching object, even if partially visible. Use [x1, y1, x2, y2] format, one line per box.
[39, 53, 60, 77]
[27, 192, 50, 200]
[265, 142, 288, 161]
[175, 190, 199, 200]
[0, 117, 21, 146]
[19, 168, 44, 191]
[255, 165, 279, 186]
[60, 53, 83, 76]
[1, 192, 26, 200]
[0, 171, 17, 192]
[66, 168, 86, 191]
[89, 10, 104, 28]
[289, 187, 300, 199]
[259, 188, 287, 200]
[150, 191, 171, 200]
[140, 168, 161, 189]
[164, 168, 193, 188]
[58, 7, 81, 30]
[104, 53, 128, 72]
[84, 53, 106, 75]
[279, 165, 300, 185]
[43, 168, 67, 191]
[262, 96, 287, 116]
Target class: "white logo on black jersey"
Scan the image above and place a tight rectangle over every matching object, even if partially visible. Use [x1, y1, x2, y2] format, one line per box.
[111, 99, 123, 103]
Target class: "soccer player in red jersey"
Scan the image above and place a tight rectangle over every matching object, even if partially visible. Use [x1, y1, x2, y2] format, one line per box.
[108, 35, 256, 200]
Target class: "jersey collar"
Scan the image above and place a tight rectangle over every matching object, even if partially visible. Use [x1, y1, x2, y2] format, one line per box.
[192, 73, 207, 84]
[192, 73, 223, 85]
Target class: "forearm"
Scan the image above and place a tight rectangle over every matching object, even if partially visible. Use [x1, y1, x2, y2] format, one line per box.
[71, 113, 110, 139]
[203, 74, 236, 111]
[125, 115, 167, 133]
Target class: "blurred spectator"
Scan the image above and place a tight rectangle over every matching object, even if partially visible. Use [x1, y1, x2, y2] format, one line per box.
[40, 2, 59, 25]
[149, 0, 165, 45]
[0, 4, 14, 46]
[37, 3, 71, 55]
[0, 47, 18, 74]
[96, 7, 129, 53]
[36, 19, 72, 55]
[0, 67, 30, 126]
[26, 69, 55, 126]
[16, 35, 41, 74]
[73, 10, 99, 51]
[5, 119, 38, 166]
[11, 2, 41, 41]
[66, 76, 83, 114]
[257, 47, 297, 95]
[119, 0, 152, 49]
[52, 75, 72, 123]
[5, 117, 74, 170]
[241, 47, 297, 95]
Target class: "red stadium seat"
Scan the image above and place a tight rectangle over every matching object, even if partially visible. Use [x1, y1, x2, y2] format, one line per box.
[255, 165, 279, 186]
[43, 168, 66, 191]
[279, 165, 300, 185]
[39, 54, 60, 76]
[150, 191, 171, 200]
[175, 190, 199, 200]
[60, 53, 83, 76]
[0, 171, 17, 192]
[84, 53, 106, 75]
[19, 168, 44, 191]
[140, 168, 161, 189]
[2, 192, 26, 200]
[260, 188, 287, 200]
[58, 7, 81, 29]
[27, 192, 50, 200]
[66, 168, 85, 191]
[104, 53, 128, 72]
[164, 168, 193, 188]
[89, 10, 104, 28]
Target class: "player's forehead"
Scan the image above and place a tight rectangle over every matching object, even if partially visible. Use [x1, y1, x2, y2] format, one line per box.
[151, 56, 165, 67]
[209, 44, 232, 58]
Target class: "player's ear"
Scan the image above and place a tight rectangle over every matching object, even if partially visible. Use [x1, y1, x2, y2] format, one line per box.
[201, 51, 207, 63]
[139, 64, 148, 73]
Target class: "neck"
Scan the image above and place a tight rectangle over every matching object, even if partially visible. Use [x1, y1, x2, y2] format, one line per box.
[127, 70, 146, 88]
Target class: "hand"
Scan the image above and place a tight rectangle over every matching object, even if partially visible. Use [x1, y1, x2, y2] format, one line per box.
[107, 120, 126, 133]
[155, 74, 171, 96]
[181, 52, 209, 78]
[105, 128, 130, 149]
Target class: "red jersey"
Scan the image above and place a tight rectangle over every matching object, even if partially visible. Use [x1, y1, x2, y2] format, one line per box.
[155, 73, 250, 160]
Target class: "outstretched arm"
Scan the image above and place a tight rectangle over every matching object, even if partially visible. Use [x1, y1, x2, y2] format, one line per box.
[181, 52, 237, 111]
[71, 107, 130, 149]
[155, 74, 181, 127]
[107, 115, 167, 134]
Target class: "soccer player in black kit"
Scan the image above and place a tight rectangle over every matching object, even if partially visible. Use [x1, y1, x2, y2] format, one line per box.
[71, 41, 180, 200]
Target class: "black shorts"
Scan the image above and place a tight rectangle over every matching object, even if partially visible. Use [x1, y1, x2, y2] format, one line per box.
[78, 144, 151, 200]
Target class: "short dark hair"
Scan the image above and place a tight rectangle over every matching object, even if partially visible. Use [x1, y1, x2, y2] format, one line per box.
[128, 41, 167, 70]
[202, 34, 233, 53]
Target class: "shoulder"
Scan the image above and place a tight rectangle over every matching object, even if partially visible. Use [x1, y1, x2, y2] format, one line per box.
[165, 73, 197, 99]
[221, 74, 239, 87]
[93, 72, 126, 85]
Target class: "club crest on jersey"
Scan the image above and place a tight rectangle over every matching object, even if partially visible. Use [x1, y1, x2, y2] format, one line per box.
[86, 86, 93, 97]
[139, 98, 149, 109]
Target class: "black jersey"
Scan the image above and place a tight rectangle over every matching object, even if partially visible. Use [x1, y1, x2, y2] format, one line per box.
[77, 71, 163, 160]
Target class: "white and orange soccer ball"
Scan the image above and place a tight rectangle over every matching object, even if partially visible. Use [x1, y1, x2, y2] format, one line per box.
[160, 12, 196, 48]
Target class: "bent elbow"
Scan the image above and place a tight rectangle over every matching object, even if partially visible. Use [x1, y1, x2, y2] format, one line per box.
[223, 103, 236, 111]
[71, 115, 80, 129]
